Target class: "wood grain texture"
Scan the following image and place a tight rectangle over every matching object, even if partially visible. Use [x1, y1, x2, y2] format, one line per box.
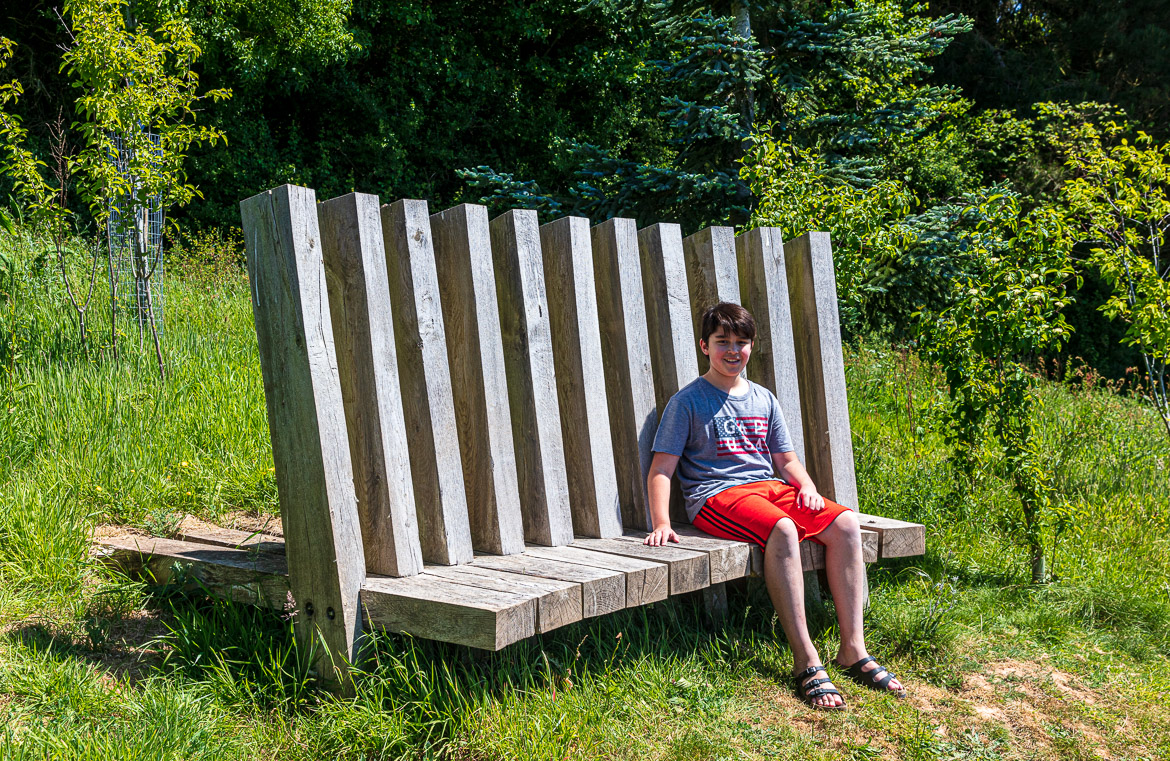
[668, 525, 753, 584]
[783, 232, 859, 510]
[318, 192, 425, 577]
[470, 552, 625, 617]
[539, 216, 623, 538]
[430, 204, 526, 556]
[422, 565, 581, 633]
[736, 227, 806, 462]
[363, 574, 535, 650]
[489, 210, 575, 546]
[240, 184, 366, 685]
[682, 225, 740, 371]
[177, 526, 285, 555]
[96, 534, 290, 608]
[858, 514, 926, 558]
[525, 545, 668, 607]
[381, 199, 474, 565]
[572, 536, 709, 594]
[637, 223, 699, 524]
[590, 218, 658, 531]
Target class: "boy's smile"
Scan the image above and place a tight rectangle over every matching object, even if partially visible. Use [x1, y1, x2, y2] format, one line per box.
[701, 327, 752, 385]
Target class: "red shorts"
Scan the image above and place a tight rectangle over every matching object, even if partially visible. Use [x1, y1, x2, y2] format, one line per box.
[692, 480, 851, 549]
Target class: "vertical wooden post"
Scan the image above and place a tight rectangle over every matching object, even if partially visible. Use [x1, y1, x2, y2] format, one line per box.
[429, 204, 527, 556]
[736, 226, 806, 463]
[591, 218, 658, 531]
[490, 209, 575, 546]
[540, 216, 623, 538]
[382, 199, 474, 565]
[317, 192, 424, 577]
[638, 223, 699, 524]
[682, 226, 740, 370]
[240, 184, 365, 688]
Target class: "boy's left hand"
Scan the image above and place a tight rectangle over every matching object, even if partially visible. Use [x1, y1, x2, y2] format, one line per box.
[797, 486, 825, 512]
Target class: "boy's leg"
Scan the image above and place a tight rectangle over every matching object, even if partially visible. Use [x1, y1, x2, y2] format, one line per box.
[818, 510, 903, 692]
[764, 518, 844, 708]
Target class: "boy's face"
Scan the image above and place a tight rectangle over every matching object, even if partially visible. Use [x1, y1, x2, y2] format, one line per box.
[700, 327, 752, 379]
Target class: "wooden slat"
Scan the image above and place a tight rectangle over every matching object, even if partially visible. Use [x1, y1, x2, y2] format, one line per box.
[240, 184, 366, 685]
[784, 232, 858, 510]
[489, 210, 574, 546]
[670, 525, 753, 584]
[858, 514, 926, 558]
[682, 225, 740, 372]
[430, 204, 526, 556]
[572, 536, 709, 594]
[470, 552, 625, 617]
[524, 545, 668, 607]
[363, 574, 535, 650]
[177, 526, 284, 554]
[736, 227, 806, 462]
[96, 534, 289, 609]
[318, 192, 425, 577]
[539, 216, 623, 538]
[381, 199, 474, 565]
[590, 218, 658, 531]
[421, 565, 581, 633]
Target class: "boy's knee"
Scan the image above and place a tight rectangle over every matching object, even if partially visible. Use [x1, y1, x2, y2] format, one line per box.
[769, 517, 799, 546]
[834, 509, 860, 535]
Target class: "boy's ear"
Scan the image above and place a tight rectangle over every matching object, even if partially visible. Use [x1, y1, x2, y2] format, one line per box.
[699, 338, 709, 355]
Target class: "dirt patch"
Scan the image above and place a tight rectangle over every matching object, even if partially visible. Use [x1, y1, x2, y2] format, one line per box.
[220, 510, 283, 537]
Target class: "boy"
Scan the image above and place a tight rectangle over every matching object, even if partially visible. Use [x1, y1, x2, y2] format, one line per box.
[643, 302, 905, 710]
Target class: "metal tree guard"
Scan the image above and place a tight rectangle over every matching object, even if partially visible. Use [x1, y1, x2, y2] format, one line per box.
[107, 131, 165, 344]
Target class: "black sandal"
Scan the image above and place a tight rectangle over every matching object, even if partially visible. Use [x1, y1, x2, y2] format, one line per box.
[836, 656, 906, 698]
[793, 665, 846, 710]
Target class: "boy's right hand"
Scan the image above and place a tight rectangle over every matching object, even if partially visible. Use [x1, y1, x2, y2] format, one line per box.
[644, 525, 680, 546]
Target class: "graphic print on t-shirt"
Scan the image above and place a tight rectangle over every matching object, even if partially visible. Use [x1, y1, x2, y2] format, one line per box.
[713, 415, 770, 457]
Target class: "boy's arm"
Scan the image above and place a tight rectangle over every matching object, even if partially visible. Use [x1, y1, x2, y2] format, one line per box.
[771, 451, 828, 512]
[644, 451, 681, 546]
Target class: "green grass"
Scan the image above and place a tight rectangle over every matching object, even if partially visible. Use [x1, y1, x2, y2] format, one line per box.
[1, 226, 1169, 759]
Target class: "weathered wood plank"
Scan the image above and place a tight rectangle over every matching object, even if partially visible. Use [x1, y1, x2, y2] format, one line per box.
[783, 232, 858, 510]
[430, 204, 526, 556]
[240, 184, 366, 685]
[736, 227, 806, 462]
[318, 192, 425, 577]
[590, 218, 658, 531]
[858, 514, 926, 558]
[363, 574, 535, 650]
[539, 216, 623, 538]
[96, 534, 289, 609]
[177, 526, 285, 555]
[525, 545, 668, 607]
[470, 552, 625, 617]
[489, 210, 574, 546]
[682, 226, 740, 370]
[422, 565, 581, 633]
[381, 199, 474, 565]
[572, 536, 709, 594]
[669, 525, 753, 584]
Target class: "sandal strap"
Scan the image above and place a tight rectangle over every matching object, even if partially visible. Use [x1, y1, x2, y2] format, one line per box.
[794, 665, 826, 681]
[801, 677, 834, 690]
[871, 670, 895, 690]
[846, 656, 876, 675]
[804, 687, 841, 699]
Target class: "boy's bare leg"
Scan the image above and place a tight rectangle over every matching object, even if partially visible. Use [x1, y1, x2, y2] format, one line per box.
[819, 510, 904, 692]
[764, 518, 844, 708]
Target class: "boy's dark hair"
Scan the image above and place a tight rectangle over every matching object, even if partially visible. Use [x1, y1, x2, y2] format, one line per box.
[700, 302, 756, 344]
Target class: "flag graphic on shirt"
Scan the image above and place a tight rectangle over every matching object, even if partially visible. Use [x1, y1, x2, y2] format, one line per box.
[713, 415, 769, 457]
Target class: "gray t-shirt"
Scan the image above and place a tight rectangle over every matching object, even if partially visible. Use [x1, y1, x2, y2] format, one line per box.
[652, 377, 794, 520]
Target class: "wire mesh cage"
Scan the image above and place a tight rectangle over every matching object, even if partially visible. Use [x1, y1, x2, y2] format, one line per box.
[106, 131, 165, 340]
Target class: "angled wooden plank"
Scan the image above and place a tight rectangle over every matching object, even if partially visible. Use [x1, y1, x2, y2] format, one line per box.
[736, 227, 806, 462]
[682, 225, 740, 371]
[422, 565, 580, 633]
[319, 192, 424, 577]
[382, 199, 474, 565]
[638, 223, 699, 525]
[590, 218, 658, 531]
[667, 525, 753, 584]
[96, 534, 289, 609]
[525, 545, 668, 607]
[177, 526, 285, 555]
[540, 216, 623, 538]
[241, 184, 365, 686]
[572, 536, 709, 594]
[783, 232, 858, 510]
[363, 574, 535, 650]
[489, 209, 574, 546]
[430, 204, 526, 556]
[858, 514, 926, 558]
[801, 541, 825, 571]
[470, 552, 625, 617]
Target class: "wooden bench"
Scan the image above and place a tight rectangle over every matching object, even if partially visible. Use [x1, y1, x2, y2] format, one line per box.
[96, 185, 925, 686]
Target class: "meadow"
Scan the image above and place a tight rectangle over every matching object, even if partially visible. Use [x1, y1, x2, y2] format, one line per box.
[0, 227, 1167, 760]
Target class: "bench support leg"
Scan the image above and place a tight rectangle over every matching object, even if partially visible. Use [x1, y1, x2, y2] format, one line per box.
[802, 570, 828, 621]
[701, 582, 728, 625]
